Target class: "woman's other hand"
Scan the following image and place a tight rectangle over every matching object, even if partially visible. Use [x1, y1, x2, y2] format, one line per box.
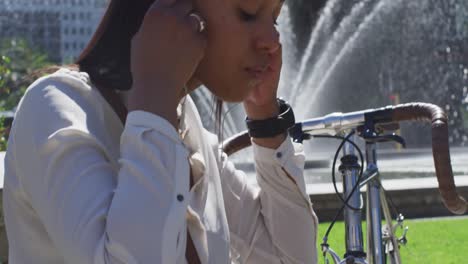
[243, 44, 282, 120]
[243, 45, 287, 149]
[129, 0, 207, 128]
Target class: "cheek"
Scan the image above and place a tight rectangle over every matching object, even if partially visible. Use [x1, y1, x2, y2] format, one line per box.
[196, 59, 253, 103]
[193, 17, 253, 101]
[196, 38, 241, 88]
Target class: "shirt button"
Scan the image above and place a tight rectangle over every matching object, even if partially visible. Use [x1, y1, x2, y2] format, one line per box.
[276, 152, 283, 158]
[177, 194, 184, 202]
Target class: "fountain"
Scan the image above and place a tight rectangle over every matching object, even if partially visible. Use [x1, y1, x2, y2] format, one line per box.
[288, 0, 468, 147]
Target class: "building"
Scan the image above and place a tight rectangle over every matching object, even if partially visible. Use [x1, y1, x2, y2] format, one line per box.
[0, 0, 109, 62]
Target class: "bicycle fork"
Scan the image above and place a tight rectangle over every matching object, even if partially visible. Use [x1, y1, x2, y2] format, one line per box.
[365, 142, 384, 264]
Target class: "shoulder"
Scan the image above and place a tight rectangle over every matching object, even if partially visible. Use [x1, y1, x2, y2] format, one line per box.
[16, 68, 95, 126]
[11, 68, 103, 148]
[18, 67, 94, 111]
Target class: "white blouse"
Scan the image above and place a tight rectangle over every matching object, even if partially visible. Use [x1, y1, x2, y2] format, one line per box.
[3, 68, 318, 264]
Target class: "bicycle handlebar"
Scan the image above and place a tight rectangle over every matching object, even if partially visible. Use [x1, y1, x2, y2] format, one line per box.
[390, 103, 467, 215]
[221, 102, 467, 215]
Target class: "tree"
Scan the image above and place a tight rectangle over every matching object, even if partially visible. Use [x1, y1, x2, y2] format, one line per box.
[0, 54, 13, 151]
[0, 38, 53, 151]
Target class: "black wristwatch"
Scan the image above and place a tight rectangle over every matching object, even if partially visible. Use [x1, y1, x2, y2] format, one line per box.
[245, 98, 296, 138]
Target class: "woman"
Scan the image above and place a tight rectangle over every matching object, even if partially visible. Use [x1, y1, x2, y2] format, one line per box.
[3, 0, 319, 263]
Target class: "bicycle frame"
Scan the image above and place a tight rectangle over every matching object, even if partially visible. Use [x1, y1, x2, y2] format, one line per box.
[321, 133, 403, 264]
[365, 141, 385, 264]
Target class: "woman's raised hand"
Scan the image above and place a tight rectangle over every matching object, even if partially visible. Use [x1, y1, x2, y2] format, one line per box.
[243, 45, 283, 119]
[128, 0, 207, 126]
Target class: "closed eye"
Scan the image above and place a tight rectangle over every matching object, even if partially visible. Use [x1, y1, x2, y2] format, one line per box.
[238, 9, 257, 22]
[239, 9, 279, 26]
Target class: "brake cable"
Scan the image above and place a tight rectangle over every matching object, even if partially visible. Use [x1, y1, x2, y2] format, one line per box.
[314, 130, 365, 241]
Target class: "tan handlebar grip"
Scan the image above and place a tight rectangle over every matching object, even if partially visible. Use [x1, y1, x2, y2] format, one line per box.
[392, 103, 467, 215]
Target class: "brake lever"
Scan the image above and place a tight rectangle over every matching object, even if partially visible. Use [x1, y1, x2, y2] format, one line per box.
[359, 125, 406, 147]
[364, 133, 406, 148]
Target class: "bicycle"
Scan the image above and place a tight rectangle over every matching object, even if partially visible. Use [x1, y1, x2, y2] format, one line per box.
[222, 102, 467, 264]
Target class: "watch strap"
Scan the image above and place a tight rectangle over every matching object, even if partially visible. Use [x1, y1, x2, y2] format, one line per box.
[245, 98, 295, 138]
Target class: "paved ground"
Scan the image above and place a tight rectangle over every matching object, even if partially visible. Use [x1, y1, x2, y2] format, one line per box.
[304, 146, 468, 184]
[234, 146, 468, 194]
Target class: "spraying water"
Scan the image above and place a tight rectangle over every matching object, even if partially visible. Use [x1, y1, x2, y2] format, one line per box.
[297, 0, 398, 116]
[289, 0, 342, 104]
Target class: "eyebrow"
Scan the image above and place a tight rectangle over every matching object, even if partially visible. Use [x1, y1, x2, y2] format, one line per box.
[250, 0, 285, 10]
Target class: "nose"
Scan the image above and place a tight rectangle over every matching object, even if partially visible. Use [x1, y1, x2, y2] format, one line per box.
[254, 25, 281, 54]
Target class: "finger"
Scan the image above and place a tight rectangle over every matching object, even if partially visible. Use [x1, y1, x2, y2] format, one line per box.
[275, 43, 283, 57]
[271, 43, 283, 67]
[151, 0, 176, 9]
[171, 0, 193, 17]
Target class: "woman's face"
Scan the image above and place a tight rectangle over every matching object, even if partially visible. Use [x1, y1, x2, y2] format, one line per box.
[194, 0, 284, 102]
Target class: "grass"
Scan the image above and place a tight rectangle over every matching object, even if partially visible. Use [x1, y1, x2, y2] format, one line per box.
[317, 216, 468, 263]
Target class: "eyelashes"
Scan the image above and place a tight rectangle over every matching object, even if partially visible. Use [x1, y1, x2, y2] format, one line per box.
[238, 9, 279, 26]
[238, 9, 257, 22]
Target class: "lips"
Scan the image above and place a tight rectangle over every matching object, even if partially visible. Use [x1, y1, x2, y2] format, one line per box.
[245, 65, 271, 80]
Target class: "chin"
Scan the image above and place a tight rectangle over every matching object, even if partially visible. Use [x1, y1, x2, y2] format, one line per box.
[205, 82, 251, 103]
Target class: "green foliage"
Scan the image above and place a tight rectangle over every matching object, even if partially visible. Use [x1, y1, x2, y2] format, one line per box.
[0, 38, 53, 151]
[0, 116, 6, 152]
[0, 56, 10, 151]
[0, 55, 11, 107]
[0, 38, 52, 110]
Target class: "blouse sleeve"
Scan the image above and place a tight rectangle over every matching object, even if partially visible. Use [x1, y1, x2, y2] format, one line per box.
[11, 79, 191, 263]
[220, 136, 319, 264]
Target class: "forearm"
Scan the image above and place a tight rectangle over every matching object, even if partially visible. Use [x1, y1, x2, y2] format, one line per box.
[252, 138, 319, 262]
[220, 143, 317, 263]
[128, 81, 180, 129]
